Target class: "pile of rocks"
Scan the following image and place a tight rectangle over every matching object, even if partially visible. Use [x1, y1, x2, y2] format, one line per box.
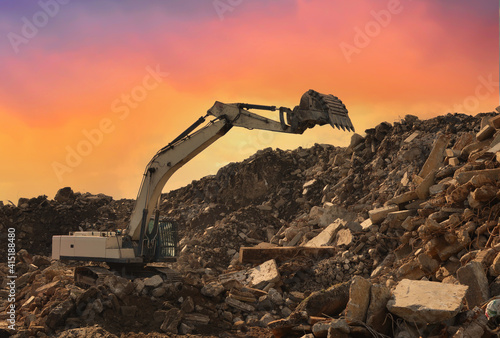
[1, 110, 499, 337]
[0, 188, 134, 259]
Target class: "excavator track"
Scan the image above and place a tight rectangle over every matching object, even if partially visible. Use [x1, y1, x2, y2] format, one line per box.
[302, 89, 355, 132]
[74, 265, 182, 288]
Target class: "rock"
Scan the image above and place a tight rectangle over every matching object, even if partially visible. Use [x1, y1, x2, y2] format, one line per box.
[387, 191, 418, 205]
[312, 319, 350, 338]
[417, 252, 439, 273]
[46, 299, 75, 329]
[286, 231, 303, 247]
[476, 124, 496, 141]
[349, 133, 364, 149]
[32, 255, 51, 267]
[491, 114, 500, 128]
[104, 275, 134, 300]
[449, 157, 460, 166]
[248, 259, 281, 289]
[345, 276, 371, 323]
[387, 279, 468, 324]
[335, 229, 353, 247]
[416, 169, 436, 199]
[160, 308, 183, 334]
[404, 131, 420, 143]
[133, 278, 145, 294]
[260, 313, 275, 327]
[294, 281, 351, 317]
[369, 205, 398, 224]
[304, 220, 343, 247]
[471, 185, 497, 202]
[396, 260, 425, 280]
[268, 288, 283, 305]
[179, 323, 193, 335]
[143, 275, 163, 288]
[489, 252, 500, 276]
[452, 308, 488, 338]
[201, 282, 224, 297]
[54, 187, 75, 203]
[419, 134, 450, 178]
[366, 284, 391, 335]
[456, 261, 489, 308]
[183, 313, 210, 325]
[454, 168, 500, 184]
[151, 287, 166, 298]
[225, 297, 255, 312]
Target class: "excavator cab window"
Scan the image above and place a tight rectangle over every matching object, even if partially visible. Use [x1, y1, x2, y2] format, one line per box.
[156, 220, 178, 261]
[143, 216, 178, 262]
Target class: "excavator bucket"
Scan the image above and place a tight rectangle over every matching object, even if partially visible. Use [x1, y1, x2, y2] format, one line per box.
[288, 90, 355, 133]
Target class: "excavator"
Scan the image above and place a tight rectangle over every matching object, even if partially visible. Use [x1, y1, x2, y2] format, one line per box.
[52, 90, 354, 285]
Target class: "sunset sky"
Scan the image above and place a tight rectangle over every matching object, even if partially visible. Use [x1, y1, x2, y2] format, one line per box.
[0, 0, 498, 203]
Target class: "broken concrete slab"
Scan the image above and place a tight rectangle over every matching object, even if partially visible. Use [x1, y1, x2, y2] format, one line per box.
[304, 220, 343, 247]
[387, 279, 468, 324]
[345, 276, 371, 323]
[418, 134, 450, 179]
[387, 191, 418, 206]
[454, 168, 500, 184]
[416, 169, 436, 200]
[366, 284, 391, 335]
[476, 124, 496, 141]
[247, 259, 281, 289]
[456, 261, 489, 309]
[404, 131, 420, 143]
[369, 204, 398, 224]
[461, 139, 491, 158]
[491, 114, 500, 128]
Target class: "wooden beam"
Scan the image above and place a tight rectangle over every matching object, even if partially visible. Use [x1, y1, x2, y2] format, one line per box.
[239, 246, 336, 264]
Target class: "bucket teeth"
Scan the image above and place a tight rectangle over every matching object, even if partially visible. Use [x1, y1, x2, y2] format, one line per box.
[306, 89, 354, 132]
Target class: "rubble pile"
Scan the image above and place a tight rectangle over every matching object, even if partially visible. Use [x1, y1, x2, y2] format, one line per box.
[1, 111, 500, 337]
[0, 189, 135, 258]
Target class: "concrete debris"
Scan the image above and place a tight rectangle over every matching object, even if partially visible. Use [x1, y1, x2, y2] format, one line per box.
[2, 111, 500, 336]
[387, 279, 468, 324]
[247, 259, 281, 289]
[456, 261, 489, 308]
[344, 276, 371, 323]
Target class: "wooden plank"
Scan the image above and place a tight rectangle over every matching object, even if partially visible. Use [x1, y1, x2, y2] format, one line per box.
[239, 246, 336, 264]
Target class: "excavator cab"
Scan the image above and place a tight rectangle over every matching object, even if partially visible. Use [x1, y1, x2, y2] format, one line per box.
[141, 212, 178, 262]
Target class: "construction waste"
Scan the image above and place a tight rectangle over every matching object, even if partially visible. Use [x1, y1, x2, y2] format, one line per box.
[1, 111, 500, 337]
